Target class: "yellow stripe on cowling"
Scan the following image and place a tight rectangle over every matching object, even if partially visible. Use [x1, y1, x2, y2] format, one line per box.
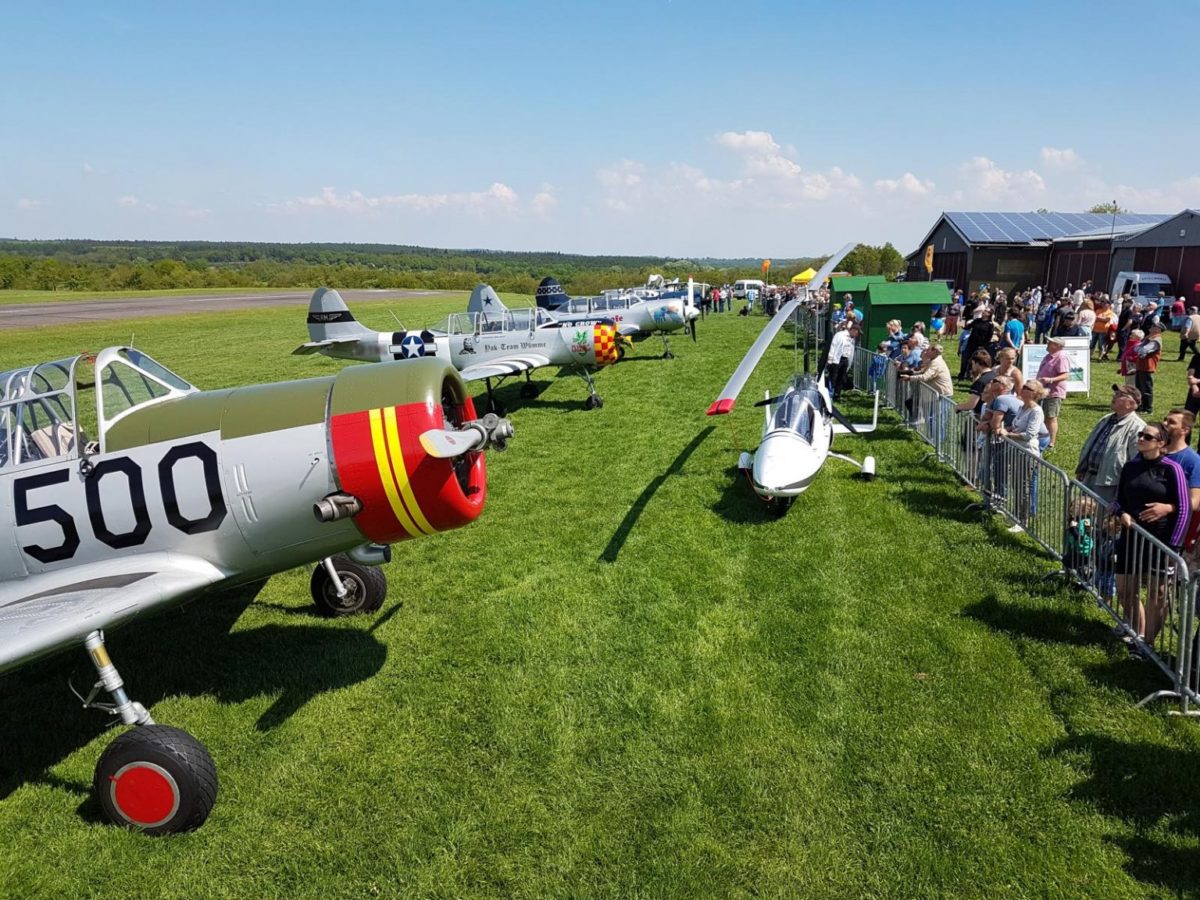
[368, 408, 419, 539]
[383, 406, 436, 536]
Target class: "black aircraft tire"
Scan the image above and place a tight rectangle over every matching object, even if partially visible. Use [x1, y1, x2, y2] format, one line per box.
[585, 395, 604, 410]
[94, 725, 218, 835]
[520, 383, 540, 399]
[311, 556, 387, 617]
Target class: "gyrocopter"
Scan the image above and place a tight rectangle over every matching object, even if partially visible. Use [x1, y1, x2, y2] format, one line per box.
[706, 243, 879, 515]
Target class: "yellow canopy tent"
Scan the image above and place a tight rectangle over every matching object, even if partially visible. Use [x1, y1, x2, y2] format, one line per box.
[791, 267, 817, 284]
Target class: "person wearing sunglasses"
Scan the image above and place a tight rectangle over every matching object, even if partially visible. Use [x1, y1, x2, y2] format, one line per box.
[1111, 421, 1191, 654]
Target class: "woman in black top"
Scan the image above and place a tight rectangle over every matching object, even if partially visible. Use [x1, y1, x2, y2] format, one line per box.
[1111, 421, 1191, 649]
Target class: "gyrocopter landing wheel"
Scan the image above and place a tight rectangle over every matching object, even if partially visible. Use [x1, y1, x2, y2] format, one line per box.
[584, 395, 604, 410]
[310, 555, 388, 617]
[94, 725, 218, 835]
[766, 496, 794, 518]
[519, 382, 540, 399]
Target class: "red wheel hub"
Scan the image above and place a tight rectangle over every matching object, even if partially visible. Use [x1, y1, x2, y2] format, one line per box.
[110, 763, 179, 827]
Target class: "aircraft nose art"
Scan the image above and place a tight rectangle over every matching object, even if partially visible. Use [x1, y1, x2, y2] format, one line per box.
[592, 323, 619, 366]
[328, 361, 487, 543]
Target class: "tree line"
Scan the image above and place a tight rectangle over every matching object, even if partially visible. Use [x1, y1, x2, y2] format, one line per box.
[0, 239, 903, 295]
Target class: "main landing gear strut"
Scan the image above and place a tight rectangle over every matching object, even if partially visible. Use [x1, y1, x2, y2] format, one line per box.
[81, 631, 217, 834]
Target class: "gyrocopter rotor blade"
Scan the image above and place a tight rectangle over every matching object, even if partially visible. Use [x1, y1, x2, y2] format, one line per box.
[706, 243, 855, 416]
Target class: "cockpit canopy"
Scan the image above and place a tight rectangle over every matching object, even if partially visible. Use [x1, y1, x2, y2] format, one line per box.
[0, 347, 196, 469]
[770, 385, 824, 444]
[432, 307, 557, 335]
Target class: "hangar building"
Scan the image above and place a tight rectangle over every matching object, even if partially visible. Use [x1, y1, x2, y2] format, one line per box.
[903, 211, 1176, 296]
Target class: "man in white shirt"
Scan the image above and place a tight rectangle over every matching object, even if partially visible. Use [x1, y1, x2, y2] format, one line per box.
[825, 322, 859, 399]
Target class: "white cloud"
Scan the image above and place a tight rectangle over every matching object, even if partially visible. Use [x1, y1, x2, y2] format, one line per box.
[874, 172, 935, 195]
[279, 182, 521, 216]
[960, 156, 1045, 199]
[82, 161, 95, 175]
[118, 195, 140, 206]
[531, 185, 557, 216]
[15, 198, 42, 210]
[716, 130, 801, 179]
[597, 161, 644, 189]
[1040, 147, 1081, 169]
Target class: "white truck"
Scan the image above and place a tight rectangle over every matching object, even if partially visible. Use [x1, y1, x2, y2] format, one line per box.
[1111, 271, 1174, 308]
[733, 278, 765, 299]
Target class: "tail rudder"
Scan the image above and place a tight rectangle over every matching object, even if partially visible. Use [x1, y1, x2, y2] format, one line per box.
[536, 276, 570, 310]
[306, 287, 375, 342]
[468, 283, 509, 315]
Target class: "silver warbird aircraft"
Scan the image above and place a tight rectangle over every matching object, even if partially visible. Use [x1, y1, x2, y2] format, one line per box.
[0, 348, 512, 833]
[534, 276, 700, 358]
[295, 284, 620, 412]
[707, 244, 878, 515]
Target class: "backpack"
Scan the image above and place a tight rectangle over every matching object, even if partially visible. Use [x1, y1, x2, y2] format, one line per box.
[1064, 517, 1095, 574]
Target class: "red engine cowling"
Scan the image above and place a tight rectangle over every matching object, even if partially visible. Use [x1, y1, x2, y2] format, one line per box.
[327, 359, 487, 544]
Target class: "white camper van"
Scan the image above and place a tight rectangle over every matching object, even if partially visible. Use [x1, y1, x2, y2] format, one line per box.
[733, 279, 765, 299]
[1111, 271, 1175, 308]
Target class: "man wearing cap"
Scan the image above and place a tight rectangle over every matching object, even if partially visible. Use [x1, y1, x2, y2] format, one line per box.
[1134, 324, 1164, 413]
[1037, 335, 1072, 451]
[1051, 309, 1088, 338]
[1075, 385, 1147, 504]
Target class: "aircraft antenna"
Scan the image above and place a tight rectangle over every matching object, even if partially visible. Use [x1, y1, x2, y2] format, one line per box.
[388, 309, 405, 330]
[129, 332, 135, 349]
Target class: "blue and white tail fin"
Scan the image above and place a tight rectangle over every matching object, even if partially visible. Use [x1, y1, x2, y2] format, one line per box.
[468, 283, 508, 315]
[535, 276, 570, 310]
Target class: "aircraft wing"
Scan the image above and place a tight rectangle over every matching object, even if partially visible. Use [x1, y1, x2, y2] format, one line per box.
[292, 338, 361, 356]
[707, 242, 856, 415]
[617, 323, 641, 337]
[0, 553, 227, 676]
[458, 354, 554, 381]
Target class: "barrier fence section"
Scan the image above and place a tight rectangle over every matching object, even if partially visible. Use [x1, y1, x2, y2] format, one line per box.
[849, 345, 1200, 716]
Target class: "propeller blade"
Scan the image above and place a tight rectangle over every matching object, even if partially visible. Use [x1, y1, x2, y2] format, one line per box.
[753, 395, 784, 408]
[419, 426, 485, 459]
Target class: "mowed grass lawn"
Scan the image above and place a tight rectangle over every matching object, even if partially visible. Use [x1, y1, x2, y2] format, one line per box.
[2, 294, 1200, 897]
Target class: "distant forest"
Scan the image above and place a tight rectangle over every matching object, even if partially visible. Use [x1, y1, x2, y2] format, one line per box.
[0, 240, 823, 295]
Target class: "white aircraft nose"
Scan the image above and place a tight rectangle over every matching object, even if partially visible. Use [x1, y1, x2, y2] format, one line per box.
[754, 434, 821, 494]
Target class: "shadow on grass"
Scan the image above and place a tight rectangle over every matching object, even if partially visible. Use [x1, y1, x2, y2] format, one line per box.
[712, 465, 784, 524]
[962, 593, 1113, 649]
[966, 590, 1200, 892]
[599, 426, 715, 562]
[0, 578, 387, 807]
[895, 483, 988, 524]
[1054, 732, 1200, 894]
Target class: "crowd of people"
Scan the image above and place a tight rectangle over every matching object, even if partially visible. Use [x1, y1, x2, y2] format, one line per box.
[817, 280, 1200, 660]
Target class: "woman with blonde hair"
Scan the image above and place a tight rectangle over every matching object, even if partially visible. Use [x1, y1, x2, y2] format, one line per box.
[993, 347, 1024, 395]
[1076, 297, 1097, 333]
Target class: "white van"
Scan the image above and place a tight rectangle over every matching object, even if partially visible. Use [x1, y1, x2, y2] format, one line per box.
[1111, 271, 1174, 308]
[733, 279, 765, 299]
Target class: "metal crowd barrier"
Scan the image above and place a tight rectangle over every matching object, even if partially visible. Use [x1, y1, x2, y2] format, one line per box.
[851, 343, 1200, 716]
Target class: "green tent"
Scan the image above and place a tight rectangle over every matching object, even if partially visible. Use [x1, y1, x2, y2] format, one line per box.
[860, 281, 950, 353]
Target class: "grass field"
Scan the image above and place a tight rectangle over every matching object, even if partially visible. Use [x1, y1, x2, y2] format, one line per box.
[2, 295, 1200, 897]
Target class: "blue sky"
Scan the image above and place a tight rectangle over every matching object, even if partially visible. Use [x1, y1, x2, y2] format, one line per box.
[3, 0, 1198, 258]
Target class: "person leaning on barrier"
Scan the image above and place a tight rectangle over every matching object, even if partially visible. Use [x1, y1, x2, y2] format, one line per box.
[900, 344, 953, 395]
[1110, 420, 1191, 655]
[997, 380, 1047, 454]
[1075, 384, 1147, 505]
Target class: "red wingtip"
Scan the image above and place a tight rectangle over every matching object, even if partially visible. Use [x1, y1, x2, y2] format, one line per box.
[707, 398, 735, 416]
